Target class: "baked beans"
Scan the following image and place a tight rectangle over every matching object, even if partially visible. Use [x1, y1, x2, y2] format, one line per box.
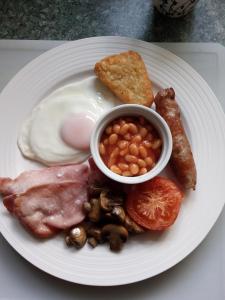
[99, 116, 162, 177]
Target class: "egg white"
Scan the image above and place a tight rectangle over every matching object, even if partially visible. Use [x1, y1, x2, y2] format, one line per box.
[18, 76, 120, 166]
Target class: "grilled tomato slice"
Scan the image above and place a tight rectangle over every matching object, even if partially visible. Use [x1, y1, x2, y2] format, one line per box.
[126, 176, 183, 230]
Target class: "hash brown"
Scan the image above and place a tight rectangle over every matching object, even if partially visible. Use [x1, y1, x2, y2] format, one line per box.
[94, 51, 154, 107]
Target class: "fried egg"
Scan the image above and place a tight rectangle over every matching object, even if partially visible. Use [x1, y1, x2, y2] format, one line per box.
[18, 76, 120, 166]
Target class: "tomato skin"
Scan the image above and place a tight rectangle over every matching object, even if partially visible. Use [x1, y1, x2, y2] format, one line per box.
[126, 176, 184, 230]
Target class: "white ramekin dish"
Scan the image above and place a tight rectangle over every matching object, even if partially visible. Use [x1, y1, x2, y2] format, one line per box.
[90, 104, 172, 184]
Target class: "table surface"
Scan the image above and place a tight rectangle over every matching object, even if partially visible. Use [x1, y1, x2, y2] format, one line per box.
[0, 0, 225, 45]
[0, 40, 225, 300]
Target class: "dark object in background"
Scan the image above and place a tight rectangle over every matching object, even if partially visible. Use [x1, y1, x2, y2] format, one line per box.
[153, 0, 199, 18]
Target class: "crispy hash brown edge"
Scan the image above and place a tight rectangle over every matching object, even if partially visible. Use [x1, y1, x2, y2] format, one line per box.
[94, 51, 154, 107]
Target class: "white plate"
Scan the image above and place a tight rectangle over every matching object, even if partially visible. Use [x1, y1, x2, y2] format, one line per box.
[0, 37, 225, 286]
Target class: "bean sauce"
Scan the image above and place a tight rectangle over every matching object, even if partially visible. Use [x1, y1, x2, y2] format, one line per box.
[99, 116, 162, 177]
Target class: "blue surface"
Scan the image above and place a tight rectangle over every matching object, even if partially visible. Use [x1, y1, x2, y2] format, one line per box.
[0, 0, 225, 44]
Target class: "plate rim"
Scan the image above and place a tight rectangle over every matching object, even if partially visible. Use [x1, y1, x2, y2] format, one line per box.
[1, 36, 225, 286]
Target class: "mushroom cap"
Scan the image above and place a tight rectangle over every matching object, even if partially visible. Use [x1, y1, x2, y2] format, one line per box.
[69, 226, 87, 248]
[100, 191, 124, 212]
[102, 224, 128, 242]
[124, 215, 145, 233]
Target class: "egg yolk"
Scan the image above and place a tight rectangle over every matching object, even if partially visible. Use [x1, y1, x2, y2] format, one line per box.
[60, 113, 95, 151]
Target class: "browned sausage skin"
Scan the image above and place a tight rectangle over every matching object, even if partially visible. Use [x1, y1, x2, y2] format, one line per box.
[154, 88, 197, 190]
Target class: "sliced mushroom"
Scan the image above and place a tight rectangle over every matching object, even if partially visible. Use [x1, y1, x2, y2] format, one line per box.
[99, 190, 111, 212]
[88, 237, 98, 248]
[65, 235, 72, 247]
[111, 206, 126, 223]
[88, 198, 101, 222]
[100, 190, 124, 212]
[124, 215, 145, 234]
[69, 226, 87, 249]
[88, 184, 108, 197]
[103, 206, 126, 224]
[87, 226, 102, 243]
[102, 224, 128, 251]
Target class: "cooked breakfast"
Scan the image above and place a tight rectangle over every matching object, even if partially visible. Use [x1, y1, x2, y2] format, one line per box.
[0, 51, 197, 252]
[94, 51, 154, 107]
[155, 88, 197, 190]
[99, 116, 162, 176]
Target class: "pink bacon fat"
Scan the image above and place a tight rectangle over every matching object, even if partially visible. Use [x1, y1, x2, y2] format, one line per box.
[13, 181, 88, 238]
[0, 164, 89, 238]
[0, 164, 89, 212]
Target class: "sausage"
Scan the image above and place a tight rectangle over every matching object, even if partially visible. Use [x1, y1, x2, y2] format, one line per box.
[154, 88, 197, 190]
